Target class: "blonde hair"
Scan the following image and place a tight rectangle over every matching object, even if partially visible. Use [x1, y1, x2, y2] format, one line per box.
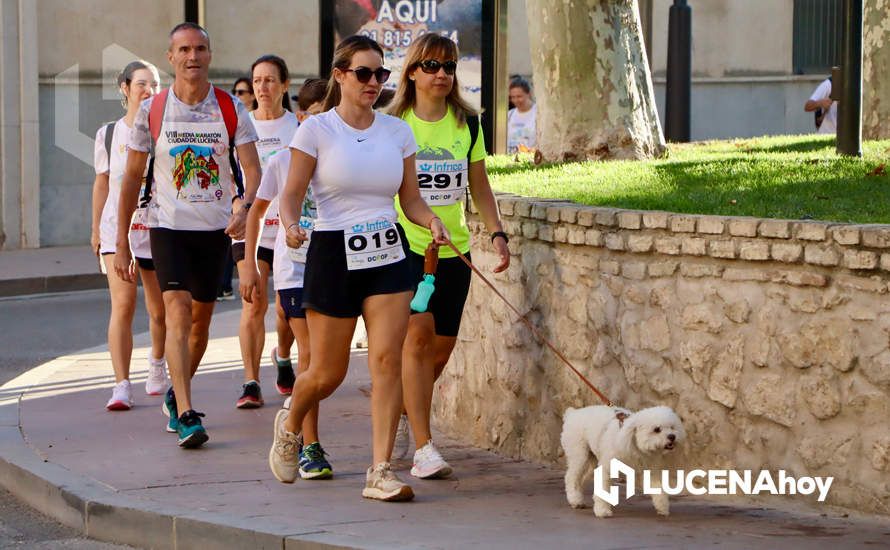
[322, 35, 385, 112]
[387, 33, 478, 125]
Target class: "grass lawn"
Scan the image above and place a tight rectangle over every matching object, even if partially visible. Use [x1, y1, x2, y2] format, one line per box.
[487, 135, 890, 224]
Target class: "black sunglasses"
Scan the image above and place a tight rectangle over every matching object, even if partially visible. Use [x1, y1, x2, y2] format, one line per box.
[418, 59, 457, 75]
[344, 66, 391, 84]
[233, 89, 252, 96]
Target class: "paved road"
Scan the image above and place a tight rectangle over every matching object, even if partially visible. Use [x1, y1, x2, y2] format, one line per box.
[0, 288, 241, 549]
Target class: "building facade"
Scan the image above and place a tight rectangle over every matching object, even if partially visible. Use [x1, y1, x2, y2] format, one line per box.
[1, 0, 842, 249]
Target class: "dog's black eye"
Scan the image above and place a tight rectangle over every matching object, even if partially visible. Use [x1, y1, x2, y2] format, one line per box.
[654, 427, 661, 433]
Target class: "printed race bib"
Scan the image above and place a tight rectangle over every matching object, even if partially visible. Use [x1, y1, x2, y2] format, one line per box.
[417, 159, 467, 206]
[287, 218, 314, 263]
[344, 219, 404, 271]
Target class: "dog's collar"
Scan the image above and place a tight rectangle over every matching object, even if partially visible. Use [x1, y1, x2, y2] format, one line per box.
[615, 409, 629, 427]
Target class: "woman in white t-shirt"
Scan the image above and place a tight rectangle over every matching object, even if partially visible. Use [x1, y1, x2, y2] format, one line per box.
[90, 60, 168, 411]
[232, 55, 300, 410]
[268, 36, 449, 502]
[507, 77, 537, 153]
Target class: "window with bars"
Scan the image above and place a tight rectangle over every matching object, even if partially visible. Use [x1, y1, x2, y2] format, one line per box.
[793, 0, 843, 74]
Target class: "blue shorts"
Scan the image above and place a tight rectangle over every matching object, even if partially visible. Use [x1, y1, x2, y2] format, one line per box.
[278, 287, 306, 319]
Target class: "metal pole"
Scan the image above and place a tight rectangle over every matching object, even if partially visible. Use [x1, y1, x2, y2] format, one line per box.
[837, 0, 862, 157]
[665, 0, 691, 142]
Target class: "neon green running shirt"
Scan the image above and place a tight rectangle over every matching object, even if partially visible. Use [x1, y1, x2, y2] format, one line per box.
[396, 106, 487, 257]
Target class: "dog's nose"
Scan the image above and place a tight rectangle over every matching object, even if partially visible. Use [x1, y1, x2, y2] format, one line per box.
[667, 434, 676, 442]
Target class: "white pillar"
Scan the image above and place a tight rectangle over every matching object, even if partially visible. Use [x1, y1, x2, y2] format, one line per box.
[0, 0, 40, 249]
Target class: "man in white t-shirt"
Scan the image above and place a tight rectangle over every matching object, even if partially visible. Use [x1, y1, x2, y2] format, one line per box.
[507, 77, 537, 153]
[114, 22, 261, 449]
[805, 77, 837, 135]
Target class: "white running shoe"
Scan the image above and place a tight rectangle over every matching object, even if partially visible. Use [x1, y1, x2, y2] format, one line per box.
[145, 359, 168, 396]
[362, 462, 414, 501]
[411, 440, 452, 479]
[269, 409, 301, 483]
[106, 380, 133, 411]
[393, 414, 410, 460]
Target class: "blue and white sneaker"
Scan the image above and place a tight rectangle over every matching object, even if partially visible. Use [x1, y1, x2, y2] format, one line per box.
[177, 410, 208, 449]
[162, 387, 178, 433]
[299, 441, 333, 479]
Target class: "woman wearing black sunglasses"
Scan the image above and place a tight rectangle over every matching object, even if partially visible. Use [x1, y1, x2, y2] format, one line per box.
[231, 77, 255, 111]
[270, 35, 449, 502]
[387, 33, 510, 479]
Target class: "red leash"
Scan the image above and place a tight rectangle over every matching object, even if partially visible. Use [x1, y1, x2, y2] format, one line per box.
[443, 240, 613, 407]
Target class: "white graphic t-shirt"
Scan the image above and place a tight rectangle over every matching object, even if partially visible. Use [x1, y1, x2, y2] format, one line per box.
[93, 118, 156, 258]
[243, 110, 298, 250]
[256, 149, 316, 290]
[128, 86, 258, 231]
[507, 104, 537, 153]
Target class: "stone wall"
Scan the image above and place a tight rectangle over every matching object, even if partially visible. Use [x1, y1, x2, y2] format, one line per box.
[433, 195, 890, 515]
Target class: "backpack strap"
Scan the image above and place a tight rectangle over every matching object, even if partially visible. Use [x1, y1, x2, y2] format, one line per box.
[103, 121, 116, 162]
[466, 115, 480, 161]
[213, 87, 244, 198]
[149, 88, 168, 145]
[464, 115, 481, 213]
[143, 89, 169, 208]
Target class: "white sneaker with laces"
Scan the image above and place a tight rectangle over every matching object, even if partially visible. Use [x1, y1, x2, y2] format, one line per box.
[269, 409, 301, 483]
[145, 358, 168, 395]
[106, 380, 133, 411]
[411, 440, 452, 479]
[362, 462, 414, 501]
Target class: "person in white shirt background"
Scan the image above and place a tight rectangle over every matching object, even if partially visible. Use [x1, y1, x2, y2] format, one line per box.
[91, 60, 168, 411]
[240, 77, 333, 480]
[268, 35, 449, 502]
[232, 54, 300, 410]
[804, 77, 837, 135]
[507, 77, 537, 153]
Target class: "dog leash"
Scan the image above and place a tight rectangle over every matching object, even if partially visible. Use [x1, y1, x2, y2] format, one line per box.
[443, 239, 613, 407]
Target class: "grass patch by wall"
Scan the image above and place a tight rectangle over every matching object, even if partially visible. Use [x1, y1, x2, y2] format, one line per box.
[487, 135, 890, 224]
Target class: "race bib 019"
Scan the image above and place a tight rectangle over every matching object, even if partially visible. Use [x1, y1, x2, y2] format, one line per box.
[344, 219, 405, 271]
[417, 159, 467, 206]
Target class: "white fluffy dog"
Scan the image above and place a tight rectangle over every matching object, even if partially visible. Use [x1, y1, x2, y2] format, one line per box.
[561, 405, 685, 517]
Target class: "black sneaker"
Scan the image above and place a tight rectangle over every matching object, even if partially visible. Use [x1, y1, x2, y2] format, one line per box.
[273, 347, 296, 396]
[177, 410, 208, 448]
[236, 380, 264, 409]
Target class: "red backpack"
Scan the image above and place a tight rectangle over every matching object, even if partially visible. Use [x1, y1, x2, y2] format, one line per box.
[142, 87, 244, 206]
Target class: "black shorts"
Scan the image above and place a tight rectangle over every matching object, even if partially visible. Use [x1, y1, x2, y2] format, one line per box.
[232, 241, 274, 268]
[407, 251, 472, 337]
[302, 225, 413, 318]
[135, 257, 155, 271]
[149, 228, 229, 303]
[278, 288, 306, 319]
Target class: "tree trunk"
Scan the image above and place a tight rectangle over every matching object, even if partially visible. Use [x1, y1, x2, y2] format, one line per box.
[863, 0, 890, 139]
[525, 0, 665, 162]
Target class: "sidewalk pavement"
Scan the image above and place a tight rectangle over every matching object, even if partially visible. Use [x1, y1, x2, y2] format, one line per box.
[1, 309, 888, 550]
[0, 246, 105, 297]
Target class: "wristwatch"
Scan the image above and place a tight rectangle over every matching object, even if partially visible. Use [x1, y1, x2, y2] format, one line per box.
[242, 201, 252, 213]
[491, 231, 509, 244]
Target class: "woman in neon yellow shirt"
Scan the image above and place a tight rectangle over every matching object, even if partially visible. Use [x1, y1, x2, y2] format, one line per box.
[389, 33, 510, 479]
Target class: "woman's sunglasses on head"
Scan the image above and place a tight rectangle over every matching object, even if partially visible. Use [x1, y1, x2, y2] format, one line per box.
[418, 59, 457, 75]
[345, 66, 392, 84]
